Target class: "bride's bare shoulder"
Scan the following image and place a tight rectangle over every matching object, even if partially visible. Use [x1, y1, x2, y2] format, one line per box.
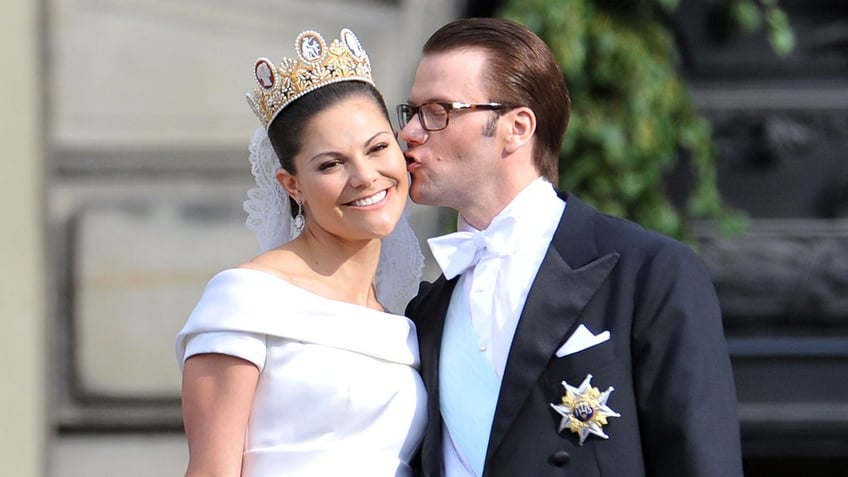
[237, 248, 305, 280]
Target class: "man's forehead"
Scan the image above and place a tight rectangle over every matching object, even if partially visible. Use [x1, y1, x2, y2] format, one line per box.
[410, 50, 488, 102]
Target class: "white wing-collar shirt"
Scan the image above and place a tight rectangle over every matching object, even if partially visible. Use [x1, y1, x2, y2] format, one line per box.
[428, 176, 566, 377]
[428, 177, 565, 477]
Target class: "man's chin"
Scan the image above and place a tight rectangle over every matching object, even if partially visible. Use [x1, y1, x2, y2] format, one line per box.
[408, 186, 429, 206]
[409, 180, 444, 206]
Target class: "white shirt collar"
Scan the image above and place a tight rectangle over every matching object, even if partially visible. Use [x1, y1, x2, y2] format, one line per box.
[457, 176, 562, 247]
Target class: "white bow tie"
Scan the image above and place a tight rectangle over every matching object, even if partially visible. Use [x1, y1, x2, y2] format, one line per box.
[427, 216, 517, 279]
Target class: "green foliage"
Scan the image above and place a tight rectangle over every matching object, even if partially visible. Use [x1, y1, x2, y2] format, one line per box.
[722, 0, 796, 55]
[498, 0, 793, 239]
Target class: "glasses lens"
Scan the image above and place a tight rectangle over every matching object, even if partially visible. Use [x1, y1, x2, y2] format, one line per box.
[421, 103, 448, 131]
[396, 104, 412, 128]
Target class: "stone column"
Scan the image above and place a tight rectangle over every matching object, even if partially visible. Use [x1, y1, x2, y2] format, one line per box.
[0, 0, 47, 476]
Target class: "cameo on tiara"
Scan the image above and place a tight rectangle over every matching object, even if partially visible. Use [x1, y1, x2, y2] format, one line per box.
[254, 58, 276, 89]
[296, 31, 327, 63]
[342, 28, 364, 58]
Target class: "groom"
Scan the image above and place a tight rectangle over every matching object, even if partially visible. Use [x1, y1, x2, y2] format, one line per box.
[400, 18, 743, 477]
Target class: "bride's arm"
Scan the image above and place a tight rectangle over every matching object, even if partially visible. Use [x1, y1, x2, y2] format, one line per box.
[181, 353, 259, 477]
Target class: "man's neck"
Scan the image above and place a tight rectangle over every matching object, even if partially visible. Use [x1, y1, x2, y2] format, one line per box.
[459, 174, 544, 230]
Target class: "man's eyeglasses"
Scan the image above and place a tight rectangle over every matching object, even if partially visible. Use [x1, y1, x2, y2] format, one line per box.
[396, 101, 513, 132]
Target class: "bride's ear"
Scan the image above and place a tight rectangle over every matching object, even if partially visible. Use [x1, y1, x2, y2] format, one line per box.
[276, 169, 300, 202]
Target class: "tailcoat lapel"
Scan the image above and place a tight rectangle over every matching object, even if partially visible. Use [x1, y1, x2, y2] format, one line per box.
[413, 277, 457, 476]
[484, 194, 620, 469]
[418, 278, 455, 389]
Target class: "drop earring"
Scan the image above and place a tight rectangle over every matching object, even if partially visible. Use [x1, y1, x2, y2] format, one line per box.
[290, 198, 305, 239]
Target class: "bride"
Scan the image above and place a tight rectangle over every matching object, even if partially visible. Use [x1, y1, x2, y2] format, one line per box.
[175, 28, 426, 476]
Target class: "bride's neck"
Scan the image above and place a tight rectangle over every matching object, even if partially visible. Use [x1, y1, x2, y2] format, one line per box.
[293, 232, 382, 307]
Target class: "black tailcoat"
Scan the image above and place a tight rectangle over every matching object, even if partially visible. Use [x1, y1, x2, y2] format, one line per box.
[407, 193, 743, 477]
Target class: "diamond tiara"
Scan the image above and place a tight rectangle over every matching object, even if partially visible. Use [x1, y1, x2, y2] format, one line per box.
[246, 28, 374, 129]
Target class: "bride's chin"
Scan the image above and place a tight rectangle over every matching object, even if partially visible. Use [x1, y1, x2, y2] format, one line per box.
[373, 218, 402, 238]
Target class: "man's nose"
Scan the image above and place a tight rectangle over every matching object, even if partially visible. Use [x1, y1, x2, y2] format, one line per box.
[399, 116, 429, 146]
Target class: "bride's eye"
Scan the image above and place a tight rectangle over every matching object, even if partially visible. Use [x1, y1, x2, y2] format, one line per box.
[318, 159, 343, 171]
[369, 143, 389, 155]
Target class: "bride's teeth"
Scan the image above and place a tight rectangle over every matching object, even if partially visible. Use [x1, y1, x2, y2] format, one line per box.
[352, 190, 387, 207]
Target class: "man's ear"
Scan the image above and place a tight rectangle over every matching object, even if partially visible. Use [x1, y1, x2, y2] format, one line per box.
[276, 169, 299, 202]
[503, 106, 536, 154]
